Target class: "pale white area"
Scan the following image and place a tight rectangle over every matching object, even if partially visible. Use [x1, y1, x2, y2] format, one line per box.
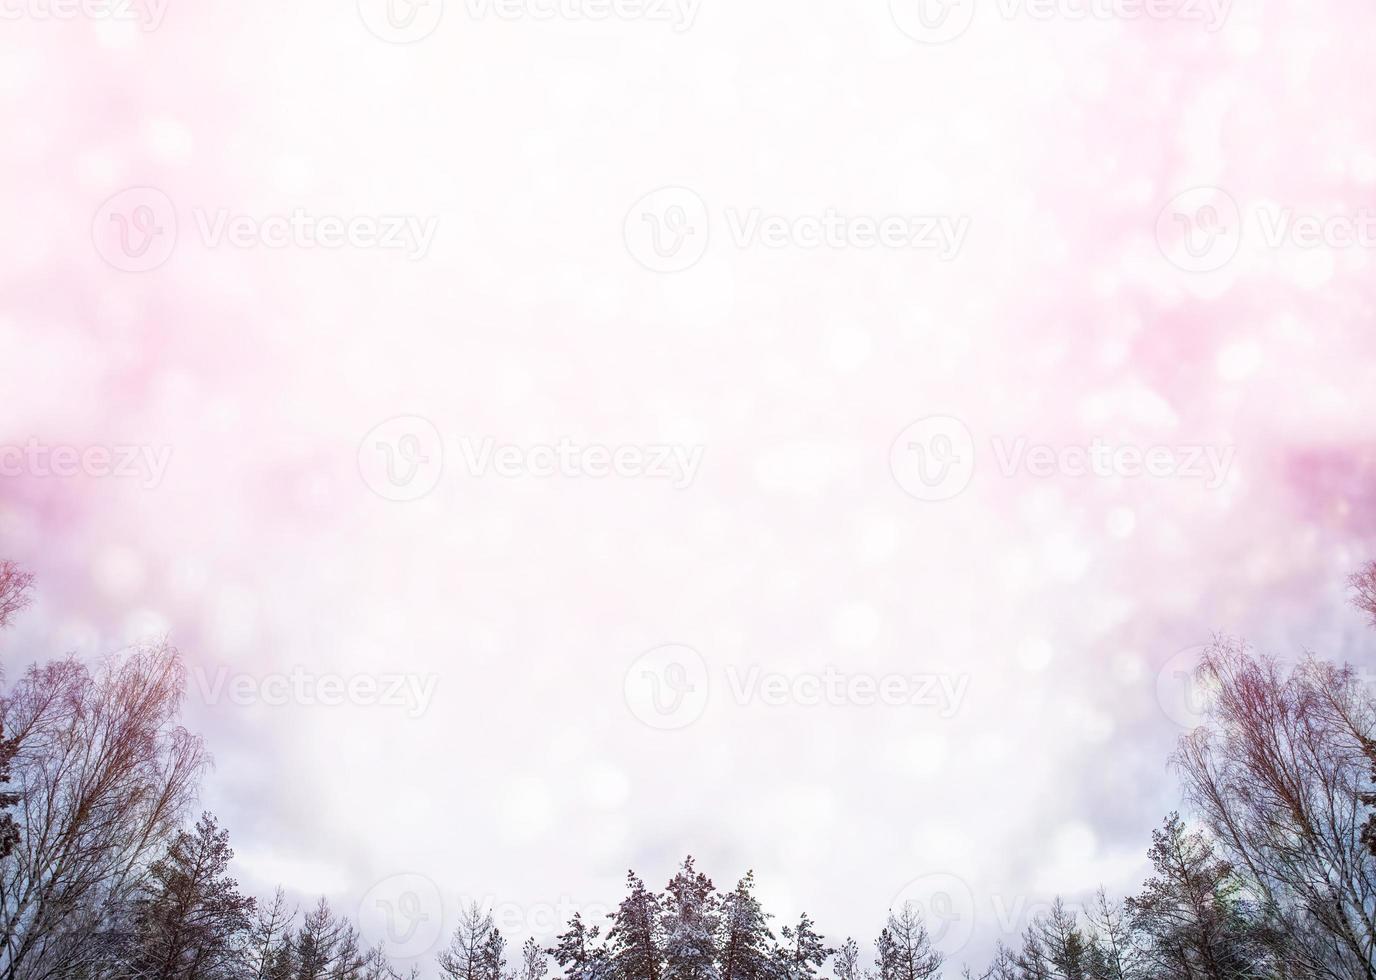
[1, 0, 1374, 976]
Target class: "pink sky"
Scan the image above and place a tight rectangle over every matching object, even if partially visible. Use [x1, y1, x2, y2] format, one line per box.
[4, 0, 1376, 973]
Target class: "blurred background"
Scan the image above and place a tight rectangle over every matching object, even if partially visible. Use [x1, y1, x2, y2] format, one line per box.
[3, 0, 1376, 973]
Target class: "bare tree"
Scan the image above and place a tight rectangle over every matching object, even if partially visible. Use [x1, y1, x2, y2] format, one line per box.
[0, 563, 32, 632]
[247, 889, 297, 980]
[0, 644, 207, 980]
[0, 561, 29, 862]
[1174, 639, 1376, 980]
[1350, 562, 1376, 628]
[439, 903, 501, 980]
[882, 905, 943, 980]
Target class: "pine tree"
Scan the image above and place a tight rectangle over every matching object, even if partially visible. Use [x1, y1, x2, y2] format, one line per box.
[248, 888, 297, 980]
[1083, 889, 1135, 980]
[481, 924, 508, 980]
[872, 928, 899, 980]
[775, 913, 832, 980]
[1124, 813, 1266, 980]
[521, 937, 550, 980]
[662, 857, 720, 980]
[607, 871, 663, 980]
[296, 898, 345, 980]
[550, 912, 612, 980]
[1025, 899, 1087, 980]
[833, 939, 860, 980]
[439, 903, 502, 980]
[125, 811, 257, 980]
[882, 905, 942, 980]
[717, 872, 776, 980]
[362, 943, 405, 980]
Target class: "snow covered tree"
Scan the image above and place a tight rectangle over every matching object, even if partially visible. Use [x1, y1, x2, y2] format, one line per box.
[520, 937, 549, 980]
[775, 913, 831, 980]
[881, 905, 942, 980]
[1018, 899, 1088, 980]
[550, 911, 611, 980]
[1083, 889, 1136, 980]
[717, 872, 776, 980]
[124, 811, 256, 980]
[481, 924, 508, 980]
[295, 899, 339, 980]
[607, 871, 663, 980]
[872, 927, 899, 980]
[833, 939, 860, 980]
[439, 903, 502, 980]
[662, 857, 719, 980]
[247, 889, 297, 980]
[1124, 814, 1267, 980]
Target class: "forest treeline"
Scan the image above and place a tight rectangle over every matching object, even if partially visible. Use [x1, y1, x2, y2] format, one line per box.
[1, 558, 1375, 980]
